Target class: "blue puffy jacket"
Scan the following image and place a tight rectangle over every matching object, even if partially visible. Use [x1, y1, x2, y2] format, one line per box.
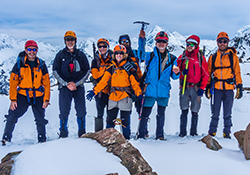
[141, 47, 180, 98]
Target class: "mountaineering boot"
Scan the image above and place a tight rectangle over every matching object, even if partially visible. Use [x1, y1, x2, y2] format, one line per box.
[77, 117, 86, 137]
[179, 109, 188, 137]
[2, 134, 11, 146]
[190, 112, 198, 136]
[38, 134, 46, 143]
[122, 125, 131, 140]
[223, 133, 231, 139]
[59, 119, 68, 138]
[95, 117, 103, 132]
[209, 132, 216, 137]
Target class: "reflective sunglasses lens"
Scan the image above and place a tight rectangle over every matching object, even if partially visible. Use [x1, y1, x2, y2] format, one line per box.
[27, 48, 37, 52]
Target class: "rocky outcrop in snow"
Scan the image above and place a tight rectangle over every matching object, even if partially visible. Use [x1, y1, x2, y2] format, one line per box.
[81, 128, 157, 175]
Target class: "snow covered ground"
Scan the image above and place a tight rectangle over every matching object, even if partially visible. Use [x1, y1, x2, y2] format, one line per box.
[1, 63, 250, 175]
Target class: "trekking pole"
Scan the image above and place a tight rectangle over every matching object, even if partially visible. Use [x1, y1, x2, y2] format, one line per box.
[136, 83, 149, 139]
[182, 59, 189, 95]
[92, 42, 96, 59]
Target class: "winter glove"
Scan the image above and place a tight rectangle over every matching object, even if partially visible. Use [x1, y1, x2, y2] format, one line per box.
[86, 90, 95, 101]
[196, 88, 204, 96]
[205, 84, 211, 99]
[137, 95, 143, 104]
[235, 84, 243, 99]
[139, 30, 146, 38]
[182, 69, 189, 75]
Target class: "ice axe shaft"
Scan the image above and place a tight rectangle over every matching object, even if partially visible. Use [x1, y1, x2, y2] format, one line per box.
[133, 21, 150, 30]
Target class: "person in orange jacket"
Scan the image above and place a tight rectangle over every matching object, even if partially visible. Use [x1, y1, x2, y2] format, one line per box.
[86, 44, 142, 139]
[91, 38, 113, 132]
[2, 40, 50, 145]
[205, 31, 243, 139]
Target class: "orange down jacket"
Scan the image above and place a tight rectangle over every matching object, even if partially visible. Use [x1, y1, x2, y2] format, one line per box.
[91, 50, 113, 94]
[207, 47, 242, 90]
[93, 58, 142, 101]
[9, 51, 50, 102]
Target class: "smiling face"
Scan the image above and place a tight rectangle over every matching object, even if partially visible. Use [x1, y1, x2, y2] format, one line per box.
[217, 38, 229, 52]
[155, 40, 168, 53]
[186, 42, 196, 52]
[25, 46, 38, 61]
[65, 37, 76, 51]
[98, 43, 108, 55]
[114, 51, 124, 63]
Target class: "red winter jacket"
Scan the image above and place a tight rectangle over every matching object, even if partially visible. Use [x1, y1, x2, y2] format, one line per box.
[177, 48, 209, 90]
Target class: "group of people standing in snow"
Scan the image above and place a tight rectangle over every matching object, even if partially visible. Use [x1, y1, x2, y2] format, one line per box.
[1, 28, 243, 145]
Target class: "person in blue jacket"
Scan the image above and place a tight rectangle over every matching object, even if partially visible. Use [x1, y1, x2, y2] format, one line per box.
[137, 31, 180, 140]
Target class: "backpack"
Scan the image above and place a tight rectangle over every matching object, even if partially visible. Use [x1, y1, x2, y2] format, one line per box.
[211, 51, 234, 75]
[210, 47, 237, 88]
[140, 51, 176, 90]
[179, 50, 205, 87]
[16, 55, 45, 104]
[109, 60, 137, 100]
[16, 55, 44, 78]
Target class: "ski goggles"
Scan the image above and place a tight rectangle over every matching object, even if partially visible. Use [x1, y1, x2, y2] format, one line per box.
[186, 43, 195, 47]
[121, 40, 129, 44]
[114, 51, 125, 55]
[27, 48, 37, 52]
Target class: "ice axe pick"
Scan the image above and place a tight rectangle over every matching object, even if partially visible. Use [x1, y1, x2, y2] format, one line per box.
[133, 21, 150, 30]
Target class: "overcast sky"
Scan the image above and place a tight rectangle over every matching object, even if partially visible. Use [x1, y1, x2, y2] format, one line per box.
[0, 0, 249, 45]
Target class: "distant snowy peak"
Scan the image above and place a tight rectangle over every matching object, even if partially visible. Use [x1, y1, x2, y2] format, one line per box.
[235, 25, 250, 37]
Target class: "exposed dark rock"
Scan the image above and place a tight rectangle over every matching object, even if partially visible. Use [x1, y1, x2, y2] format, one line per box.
[81, 128, 157, 175]
[199, 135, 222, 151]
[234, 130, 245, 151]
[0, 151, 22, 175]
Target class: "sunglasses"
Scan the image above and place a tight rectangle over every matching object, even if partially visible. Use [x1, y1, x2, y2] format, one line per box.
[121, 40, 129, 44]
[65, 38, 76, 42]
[186, 43, 195, 47]
[217, 39, 228, 44]
[98, 45, 107, 49]
[156, 40, 167, 43]
[114, 51, 124, 55]
[27, 48, 37, 52]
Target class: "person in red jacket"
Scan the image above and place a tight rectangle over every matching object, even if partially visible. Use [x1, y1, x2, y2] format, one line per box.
[177, 35, 209, 137]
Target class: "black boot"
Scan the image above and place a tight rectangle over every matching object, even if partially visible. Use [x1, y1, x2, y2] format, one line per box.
[190, 112, 198, 136]
[77, 117, 86, 137]
[95, 117, 103, 132]
[179, 109, 188, 137]
[59, 119, 68, 138]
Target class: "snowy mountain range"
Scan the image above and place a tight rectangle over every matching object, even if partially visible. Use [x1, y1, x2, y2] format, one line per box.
[0, 25, 250, 94]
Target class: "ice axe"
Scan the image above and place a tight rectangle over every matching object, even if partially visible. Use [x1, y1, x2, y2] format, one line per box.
[133, 21, 150, 30]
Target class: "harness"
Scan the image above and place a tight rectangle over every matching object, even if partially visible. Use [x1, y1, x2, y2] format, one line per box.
[180, 50, 204, 88]
[16, 56, 45, 104]
[140, 51, 175, 89]
[109, 62, 135, 97]
[211, 50, 235, 90]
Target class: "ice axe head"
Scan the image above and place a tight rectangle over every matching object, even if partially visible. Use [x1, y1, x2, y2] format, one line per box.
[133, 21, 150, 30]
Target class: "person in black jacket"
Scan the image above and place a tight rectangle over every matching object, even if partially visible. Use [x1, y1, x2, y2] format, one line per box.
[53, 31, 90, 138]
